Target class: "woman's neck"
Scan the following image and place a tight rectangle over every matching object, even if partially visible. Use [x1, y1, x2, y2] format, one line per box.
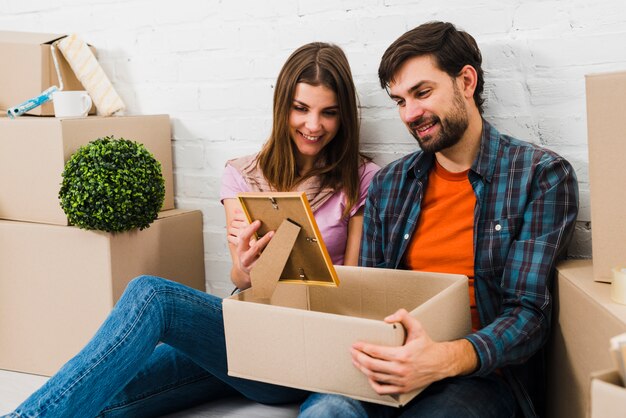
[296, 155, 317, 177]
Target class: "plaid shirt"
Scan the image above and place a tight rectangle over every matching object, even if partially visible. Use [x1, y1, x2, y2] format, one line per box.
[360, 120, 578, 415]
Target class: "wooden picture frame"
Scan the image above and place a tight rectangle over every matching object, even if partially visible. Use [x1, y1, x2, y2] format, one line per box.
[238, 191, 339, 287]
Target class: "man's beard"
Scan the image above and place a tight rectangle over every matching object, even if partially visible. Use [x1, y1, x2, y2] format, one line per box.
[408, 85, 469, 154]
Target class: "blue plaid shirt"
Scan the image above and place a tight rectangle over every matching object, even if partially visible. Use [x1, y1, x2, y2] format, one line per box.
[360, 120, 578, 415]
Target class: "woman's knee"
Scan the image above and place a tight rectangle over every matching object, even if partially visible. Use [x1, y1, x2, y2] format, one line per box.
[125, 275, 168, 294]
[117, 275, 172, 307]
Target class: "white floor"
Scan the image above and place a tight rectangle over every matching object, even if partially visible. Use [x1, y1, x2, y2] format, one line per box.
[0, 369, 48, 414]
[0, 369, 299, 417]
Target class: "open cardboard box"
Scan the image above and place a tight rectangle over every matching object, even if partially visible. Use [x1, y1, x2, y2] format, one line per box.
[585, 71, 626, 282]
[0, 31, 96, 116]
[590, 369, 626, 418]
[223, 218, 471, 407]
[0, 114, 174, 225]
[0, 209, 206, 376]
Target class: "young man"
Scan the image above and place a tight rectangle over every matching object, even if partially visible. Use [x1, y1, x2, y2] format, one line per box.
[299, 21, 579, 418]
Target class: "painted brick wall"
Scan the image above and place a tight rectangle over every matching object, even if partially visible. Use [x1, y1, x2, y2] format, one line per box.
[3, 0, 624, 295]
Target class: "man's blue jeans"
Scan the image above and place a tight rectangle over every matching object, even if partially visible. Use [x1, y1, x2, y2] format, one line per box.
[299, 373, 517, 418]
[7, 276, 307, 417]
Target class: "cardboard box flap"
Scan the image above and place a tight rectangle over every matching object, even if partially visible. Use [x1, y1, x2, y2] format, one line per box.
[307, 266, 467, 320]
[0, 30, 66, 45]
[590, 369, 626, 418]
[591, 369, 622, 386]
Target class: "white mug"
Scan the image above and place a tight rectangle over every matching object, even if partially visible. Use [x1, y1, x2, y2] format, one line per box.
[52, 91, 93, 118]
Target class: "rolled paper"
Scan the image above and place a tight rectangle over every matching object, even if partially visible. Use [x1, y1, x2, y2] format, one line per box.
[611, 267, 626, 305]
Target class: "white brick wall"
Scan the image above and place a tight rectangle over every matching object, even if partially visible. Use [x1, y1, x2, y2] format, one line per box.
[3, 0, 624, 294]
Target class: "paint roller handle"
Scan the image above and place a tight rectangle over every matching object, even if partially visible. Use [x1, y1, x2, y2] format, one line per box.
[6, 86, 59, 119]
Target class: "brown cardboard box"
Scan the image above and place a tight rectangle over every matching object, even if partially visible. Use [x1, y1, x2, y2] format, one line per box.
[585, 71, 626, 282]
[590, 370, 626, 418]
[0, 209, 206, 376]
[0, 31, 96, 116]
[0, 114, 175, 225]
[546, 260, 626, 418]
[223, 261, 470, 407]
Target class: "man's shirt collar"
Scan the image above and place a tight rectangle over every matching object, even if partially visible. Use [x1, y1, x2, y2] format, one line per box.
[471, 119, 500, 184]
[408, 119, 499, 182]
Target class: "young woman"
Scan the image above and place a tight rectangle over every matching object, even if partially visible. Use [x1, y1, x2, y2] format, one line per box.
[5, 42, 378, 418]
[222, 42, 378, 287]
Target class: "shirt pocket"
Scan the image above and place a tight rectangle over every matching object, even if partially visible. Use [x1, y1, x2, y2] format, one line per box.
[475, 217, 520, 276]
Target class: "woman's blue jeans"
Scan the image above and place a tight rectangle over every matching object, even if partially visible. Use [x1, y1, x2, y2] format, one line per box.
[7, 276, 307, 418]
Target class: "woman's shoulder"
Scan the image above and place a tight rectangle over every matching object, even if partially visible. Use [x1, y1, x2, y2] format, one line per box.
[225, 152, 259, 170]
[359, 158, 381, 180]
[221, 153, 260, 200]
[354, 159, 380, 199]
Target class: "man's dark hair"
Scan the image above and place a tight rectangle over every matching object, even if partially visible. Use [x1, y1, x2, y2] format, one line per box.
[378, 21, 485, 114]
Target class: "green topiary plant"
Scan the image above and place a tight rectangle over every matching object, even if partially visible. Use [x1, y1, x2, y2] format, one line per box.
[59, 136, 166, 233]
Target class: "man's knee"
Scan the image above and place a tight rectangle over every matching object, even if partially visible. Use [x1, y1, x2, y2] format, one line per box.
[299, 393, 367, 418]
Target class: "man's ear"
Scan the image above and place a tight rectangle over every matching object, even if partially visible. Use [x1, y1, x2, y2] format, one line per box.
[457, 65, 478, 99]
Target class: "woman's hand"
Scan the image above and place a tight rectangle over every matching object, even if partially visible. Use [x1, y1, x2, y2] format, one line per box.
[234, 220, 275, 280]
[224, 199, 276, 290]
[226, 208, 249, 248]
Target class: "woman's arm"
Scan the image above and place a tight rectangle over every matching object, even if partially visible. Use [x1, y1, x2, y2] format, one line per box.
[224, 198, 253, 289]
[343, 207, 365, 266]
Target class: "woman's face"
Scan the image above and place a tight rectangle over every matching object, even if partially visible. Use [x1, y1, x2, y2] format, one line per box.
[288, 82, 340, 174]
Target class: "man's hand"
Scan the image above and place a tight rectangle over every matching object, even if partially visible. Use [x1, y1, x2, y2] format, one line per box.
[350, 309, 478, 395]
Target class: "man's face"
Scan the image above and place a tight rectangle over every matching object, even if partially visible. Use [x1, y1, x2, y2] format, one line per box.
[388, 55, 469, 154]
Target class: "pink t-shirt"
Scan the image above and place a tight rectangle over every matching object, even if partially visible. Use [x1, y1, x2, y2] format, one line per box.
[220, 161, 380, 265]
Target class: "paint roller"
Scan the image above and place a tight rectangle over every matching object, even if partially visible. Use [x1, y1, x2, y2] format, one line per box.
[55, 34, 125, 116]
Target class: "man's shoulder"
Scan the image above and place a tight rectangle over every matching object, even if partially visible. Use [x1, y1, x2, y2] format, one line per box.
[373, 151, 423, 183]
[495, 132, 568, 168]
[499, 134, 557, 155]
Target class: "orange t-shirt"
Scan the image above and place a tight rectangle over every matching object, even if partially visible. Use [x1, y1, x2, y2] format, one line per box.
[403, 160, 480, 331]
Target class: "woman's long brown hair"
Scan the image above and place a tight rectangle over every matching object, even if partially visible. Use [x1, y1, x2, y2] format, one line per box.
[257, 42, 365, 217]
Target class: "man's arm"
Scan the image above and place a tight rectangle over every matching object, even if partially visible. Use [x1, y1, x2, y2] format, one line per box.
[466, 156, 579, 375]
[359, 178, 387, 268]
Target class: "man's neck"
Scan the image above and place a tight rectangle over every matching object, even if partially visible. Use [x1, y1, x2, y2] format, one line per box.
[435, 114, 483, 173]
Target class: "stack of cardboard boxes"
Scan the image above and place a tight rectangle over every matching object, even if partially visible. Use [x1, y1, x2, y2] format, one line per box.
[545, 71, 626, 417]
[585, 71, 626, 416]
[0, 31, 206, 377]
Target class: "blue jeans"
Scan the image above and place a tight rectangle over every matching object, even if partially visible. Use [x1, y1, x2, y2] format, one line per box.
[299, 374, 516, 418]
[7, 276, 307, 418]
